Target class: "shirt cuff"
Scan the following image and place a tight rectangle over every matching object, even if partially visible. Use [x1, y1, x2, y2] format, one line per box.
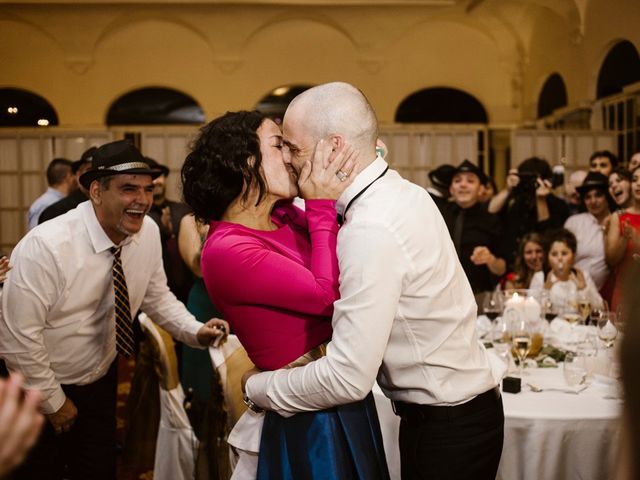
[182, 319, 205, 349]
[41, 386, 67, 415]
[246, 370, 296, 418]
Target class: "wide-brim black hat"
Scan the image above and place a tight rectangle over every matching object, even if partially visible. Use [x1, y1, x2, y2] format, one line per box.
[144, 157, 170, 177]
[450, 159, 488, 185]
[428, 164, 456, 189]
[576, 171, 609, 196]
[71, 146, 97, 174]
[79, 140, 160, 189]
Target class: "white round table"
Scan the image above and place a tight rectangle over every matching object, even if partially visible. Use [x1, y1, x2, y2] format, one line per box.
[373, 366, 622, 480]
[497, 366, 621, 480]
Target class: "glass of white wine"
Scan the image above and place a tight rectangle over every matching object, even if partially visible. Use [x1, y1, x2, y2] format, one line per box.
[576, 292, 591, 325]
[562, 294, 581, 343]
[511, 318, 532, 378]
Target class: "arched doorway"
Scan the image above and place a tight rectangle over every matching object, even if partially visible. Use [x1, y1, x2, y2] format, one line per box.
[0, 88, 58, 127]
[395, 87, 488, 124]
[106, 87, 204, 125]
[596, 40, 640, 99]
[537, 73, 568, 118]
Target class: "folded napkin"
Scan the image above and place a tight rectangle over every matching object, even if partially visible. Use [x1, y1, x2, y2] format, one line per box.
[476, 315, 492, 339]
[526, 379, 587, 394]
[591, 374, 623, 400]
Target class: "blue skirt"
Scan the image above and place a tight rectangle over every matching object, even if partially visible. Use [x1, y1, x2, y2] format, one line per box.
[257, 392, 390, 480]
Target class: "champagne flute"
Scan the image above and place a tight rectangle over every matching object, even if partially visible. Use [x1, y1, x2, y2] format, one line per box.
[511, 318, 532, 378]
[576, 292, 591, 325]
[562, 294, 581, 343]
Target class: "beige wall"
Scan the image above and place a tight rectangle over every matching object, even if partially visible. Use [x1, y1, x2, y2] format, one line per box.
[1, 0, 638, 127]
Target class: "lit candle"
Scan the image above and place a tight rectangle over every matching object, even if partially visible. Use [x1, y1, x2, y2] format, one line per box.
[524, 296, 541, 322]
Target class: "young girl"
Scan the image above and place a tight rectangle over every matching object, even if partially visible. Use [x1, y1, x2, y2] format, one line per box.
[530, 228, 604, 313]
[503, 232, 545, 290]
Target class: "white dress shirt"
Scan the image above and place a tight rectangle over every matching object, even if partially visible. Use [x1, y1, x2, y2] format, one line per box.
[246, 156, 505, 414]
[564, 212, 609, 290]
[27, 187, 64, 230]
[0, 201, 203, 413]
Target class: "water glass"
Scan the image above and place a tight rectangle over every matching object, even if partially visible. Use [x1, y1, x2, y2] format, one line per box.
[563, 352, 587, 386]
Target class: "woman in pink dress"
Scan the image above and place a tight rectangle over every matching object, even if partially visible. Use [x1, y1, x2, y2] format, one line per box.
[606, 166, 640, 314]
[181, 111, 389, 480]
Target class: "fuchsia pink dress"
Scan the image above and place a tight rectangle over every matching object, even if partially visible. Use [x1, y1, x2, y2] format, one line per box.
[201, 199, 389, 480]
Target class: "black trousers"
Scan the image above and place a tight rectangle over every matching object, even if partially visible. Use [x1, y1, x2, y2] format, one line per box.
[397, 389, 504, 480]
[13, 361, 118, 480]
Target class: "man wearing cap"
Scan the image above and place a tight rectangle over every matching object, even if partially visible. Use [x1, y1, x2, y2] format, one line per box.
[441, 159, 506, 293]
[145, 158, 194, 304]
[0, 140, 228, 479]
[38, 147, 96, 224]
[426, 164, 455, 209]
[564, 171, 613, 290]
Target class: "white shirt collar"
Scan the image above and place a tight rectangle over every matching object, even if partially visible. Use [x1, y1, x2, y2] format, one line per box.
[78, 201, 137, 253]
[336, 155, 388, 219]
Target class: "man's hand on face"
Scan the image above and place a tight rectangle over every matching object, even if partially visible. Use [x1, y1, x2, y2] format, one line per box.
[297, 139, 358, 200]
[197, 318, 230, 347]
[46, 397, 77, 435]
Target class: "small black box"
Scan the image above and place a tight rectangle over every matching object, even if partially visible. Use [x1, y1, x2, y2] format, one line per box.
[502, 376, 521, 394]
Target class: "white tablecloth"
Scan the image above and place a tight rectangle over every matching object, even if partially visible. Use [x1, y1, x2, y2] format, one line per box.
[373, 367, 622, 480]
[498, 367, 621, 480]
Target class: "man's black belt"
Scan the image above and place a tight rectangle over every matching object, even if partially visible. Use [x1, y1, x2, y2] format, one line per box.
[392, 387, 501, 422]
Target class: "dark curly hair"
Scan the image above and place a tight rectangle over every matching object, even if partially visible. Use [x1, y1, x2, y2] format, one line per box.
[544, 228, 577, 254]
[182, 111, 267, 223]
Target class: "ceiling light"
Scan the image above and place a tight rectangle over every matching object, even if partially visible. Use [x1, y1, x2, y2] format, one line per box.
[37, 119, 50, 126]
[273, 87, 289, 96]
[7, 107, 18, 114]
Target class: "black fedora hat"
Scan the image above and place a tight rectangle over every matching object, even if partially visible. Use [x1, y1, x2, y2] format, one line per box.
[144, 157, 170, 177]
[576, 171, 609, 196]
[451, 159, 488, 185]
[79, 140, 160, 189]
[428, 164, 456, 189]
[71, 146, 97, 174]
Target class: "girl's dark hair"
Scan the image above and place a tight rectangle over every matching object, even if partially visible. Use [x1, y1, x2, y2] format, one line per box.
[513, 232, 544, 287]
[544, 228, 577, 255]
[182, 110, 267, 223]
[610, 166, 632, 182]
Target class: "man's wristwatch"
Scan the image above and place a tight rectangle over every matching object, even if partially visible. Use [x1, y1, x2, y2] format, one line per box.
[243, 394, 264, 414]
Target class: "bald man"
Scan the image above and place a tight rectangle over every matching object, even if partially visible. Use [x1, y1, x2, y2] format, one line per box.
[244, 82, 505, 480]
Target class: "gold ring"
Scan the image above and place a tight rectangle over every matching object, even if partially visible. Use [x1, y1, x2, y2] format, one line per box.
[336, 170, 348, 182]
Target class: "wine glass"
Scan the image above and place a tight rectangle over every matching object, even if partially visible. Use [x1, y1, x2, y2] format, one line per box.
[511, 318, 532, 378]
[590, 300, 609, 326]
[562, 294, 581, 343]
[563, 352, 587, 386]
[597, 312, 618, 349]
[576, 292, 591, 326]
[491, 318, 512, 368]
[482, 291, 503, 321]
[540, 291, 558, 322]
